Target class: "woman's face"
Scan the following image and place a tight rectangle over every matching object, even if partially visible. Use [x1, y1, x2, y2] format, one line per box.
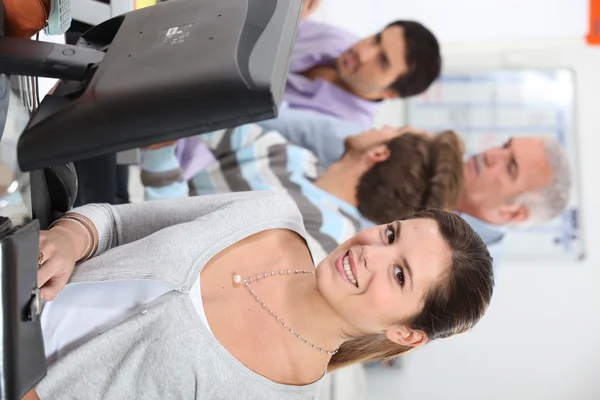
[316, 218, 451, 337]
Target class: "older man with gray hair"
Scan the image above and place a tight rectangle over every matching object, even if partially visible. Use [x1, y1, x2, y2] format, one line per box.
[454, 136, 571, 248]
[258, 109, 572, 262]
[336, 131, 572, 254]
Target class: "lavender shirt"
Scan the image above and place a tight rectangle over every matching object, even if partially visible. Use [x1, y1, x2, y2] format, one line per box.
[284, 20, 382, 128]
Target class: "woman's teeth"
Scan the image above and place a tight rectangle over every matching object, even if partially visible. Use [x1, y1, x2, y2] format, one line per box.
[343, 255, 358, 287]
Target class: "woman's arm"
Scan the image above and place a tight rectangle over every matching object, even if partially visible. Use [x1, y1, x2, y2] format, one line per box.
[66, 191, 269, 257]
[38, 191, 276, 300]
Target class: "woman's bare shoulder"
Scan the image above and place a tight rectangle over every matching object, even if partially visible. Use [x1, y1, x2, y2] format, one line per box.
[204, 228, 312, 276]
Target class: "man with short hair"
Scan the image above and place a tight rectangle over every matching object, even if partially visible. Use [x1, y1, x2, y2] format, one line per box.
[459, 137, 570, 227]
[173, 17, 441, 179]
[285, 19, 441, 127]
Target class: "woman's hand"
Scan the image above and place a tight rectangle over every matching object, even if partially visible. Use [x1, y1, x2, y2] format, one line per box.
[38, 221, 89, 301]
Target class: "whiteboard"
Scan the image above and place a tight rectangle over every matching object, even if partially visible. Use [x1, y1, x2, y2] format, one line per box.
[406, 69, 584, 264]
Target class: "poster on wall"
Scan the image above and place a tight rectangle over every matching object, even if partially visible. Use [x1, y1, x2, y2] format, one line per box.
[406, 69, 584, 265]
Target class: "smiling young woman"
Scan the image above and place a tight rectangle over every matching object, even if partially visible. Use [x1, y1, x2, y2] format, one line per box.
[29, 191, 493, 399]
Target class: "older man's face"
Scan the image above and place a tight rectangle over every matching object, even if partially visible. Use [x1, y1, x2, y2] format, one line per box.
[461, 137, 552, 224]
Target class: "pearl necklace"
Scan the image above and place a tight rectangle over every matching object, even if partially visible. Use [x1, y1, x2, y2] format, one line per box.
[232, 269, 339, 355]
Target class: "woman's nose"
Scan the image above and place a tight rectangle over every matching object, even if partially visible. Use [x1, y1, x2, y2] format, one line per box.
[361, 244, 395, 273]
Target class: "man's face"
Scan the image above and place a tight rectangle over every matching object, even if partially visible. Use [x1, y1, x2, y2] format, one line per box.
[462, 137, 552, 224]
[336, 25, 409, 99]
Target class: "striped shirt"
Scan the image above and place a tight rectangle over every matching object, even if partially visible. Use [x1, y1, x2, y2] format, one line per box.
[141, 125, 369, 263]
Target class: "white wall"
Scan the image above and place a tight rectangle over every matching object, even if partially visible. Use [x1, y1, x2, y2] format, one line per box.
[313, 0, 588, 42]
[311, 1, 600, 399]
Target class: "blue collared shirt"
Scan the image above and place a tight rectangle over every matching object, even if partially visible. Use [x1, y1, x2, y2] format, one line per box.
[258, 104, 362, 168]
